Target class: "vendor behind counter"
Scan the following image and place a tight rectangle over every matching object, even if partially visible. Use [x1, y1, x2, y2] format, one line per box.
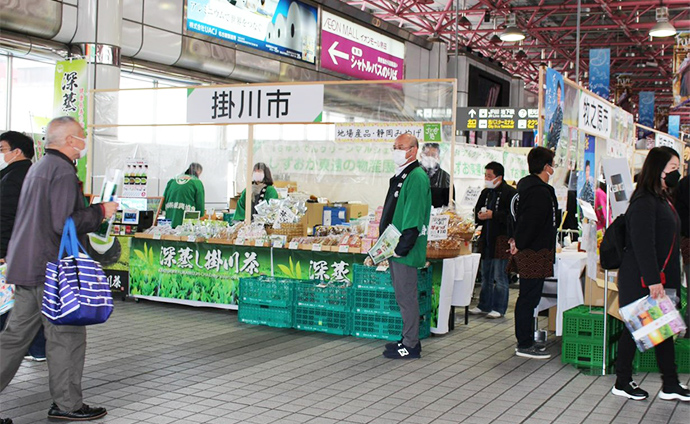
[233, 162, 279, 221]
[161, 162, 205, 228]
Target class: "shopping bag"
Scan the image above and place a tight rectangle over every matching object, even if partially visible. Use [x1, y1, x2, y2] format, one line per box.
[618, 293, 687, 352]
[41, 218, 113, 325]
[0, 263, 13, 315]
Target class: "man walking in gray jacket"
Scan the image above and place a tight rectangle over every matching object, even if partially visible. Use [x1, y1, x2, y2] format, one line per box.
[0, 116, 117, 422]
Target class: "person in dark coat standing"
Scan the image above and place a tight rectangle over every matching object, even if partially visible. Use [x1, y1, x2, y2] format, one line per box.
[0, 131, 47, 362]
[419, 143, 455, 207]
[509, 147, 557, 359]
[674, 174, 689, 335]
[612, 147, 690, 402]
[0, 117, 118, 422]
[470, 161, 517, 318]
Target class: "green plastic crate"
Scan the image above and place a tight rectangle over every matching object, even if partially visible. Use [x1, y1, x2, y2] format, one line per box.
[353, 287, 432, 315]
[561, 338, 618, 368]
[351, 311, 430, 341]
[294, 306, 350, 335]
[239, 276, 294, 308]
[634, 338, 690, 374]
[562, 305, 623, 342]
[294, 281, 351, 312]
[238, 303, 292, 328]
[352, 265, 432, 293]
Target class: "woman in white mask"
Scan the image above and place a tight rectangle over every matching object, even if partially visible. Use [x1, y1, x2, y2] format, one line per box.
[233, 162, 279, 221]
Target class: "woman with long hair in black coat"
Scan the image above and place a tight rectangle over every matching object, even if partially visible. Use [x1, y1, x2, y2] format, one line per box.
[611, 146, 689, 402]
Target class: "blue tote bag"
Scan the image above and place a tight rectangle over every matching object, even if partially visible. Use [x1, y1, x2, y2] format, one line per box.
[41, 218, 113, 325]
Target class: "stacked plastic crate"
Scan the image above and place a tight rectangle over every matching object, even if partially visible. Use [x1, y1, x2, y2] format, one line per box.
[351, 264, 432, 341]
[293, 281, 352, 335]
[238, 276, 295, 328]
[561, 305, 623, 370]
[633, 338, 690, 373]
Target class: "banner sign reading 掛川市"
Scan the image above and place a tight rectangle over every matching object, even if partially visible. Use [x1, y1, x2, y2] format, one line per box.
[186, 84, 324, 124]
[320, 11, 405, 81]
[54, 59, 88, 182]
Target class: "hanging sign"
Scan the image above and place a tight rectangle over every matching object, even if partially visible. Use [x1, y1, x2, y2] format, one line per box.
[589, 48, 611, 100]
[186, 84, 323, 124]
[334, 122, 444, 143]
[578, 92, 611, 138]
[54, 59, 88, 181]
[320, 11, 405, 81]
[457, 107, 538, 131]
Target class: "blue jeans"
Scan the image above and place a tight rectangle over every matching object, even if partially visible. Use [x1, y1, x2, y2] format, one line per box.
[0, 311, 46, 358]
[477, 258, 510, 315]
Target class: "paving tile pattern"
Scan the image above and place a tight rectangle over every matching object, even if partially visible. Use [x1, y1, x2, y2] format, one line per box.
[1, 289, 688, 423]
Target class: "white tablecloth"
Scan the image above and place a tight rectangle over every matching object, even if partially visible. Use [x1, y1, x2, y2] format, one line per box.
[431, 253, 481, 335]
[534, 250, 587, 336]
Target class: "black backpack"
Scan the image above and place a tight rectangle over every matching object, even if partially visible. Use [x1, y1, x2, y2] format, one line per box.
[599, 214, 626, 270]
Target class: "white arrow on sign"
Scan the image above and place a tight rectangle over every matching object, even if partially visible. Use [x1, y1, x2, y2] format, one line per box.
[328, 41, 350, 65]
[468, 109, 477, 118]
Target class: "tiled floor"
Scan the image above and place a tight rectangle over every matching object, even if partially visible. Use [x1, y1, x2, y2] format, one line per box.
[1, 289, 688, 424]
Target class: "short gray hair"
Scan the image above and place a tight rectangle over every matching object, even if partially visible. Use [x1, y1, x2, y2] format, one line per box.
[45, 116, 81, 147]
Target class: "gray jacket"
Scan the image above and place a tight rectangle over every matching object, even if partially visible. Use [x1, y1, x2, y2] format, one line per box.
[6, 150, 103, 286]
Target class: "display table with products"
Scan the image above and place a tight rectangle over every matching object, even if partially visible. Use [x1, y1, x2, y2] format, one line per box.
[534, 250, 588, 336]
[430, 253, 481, 335]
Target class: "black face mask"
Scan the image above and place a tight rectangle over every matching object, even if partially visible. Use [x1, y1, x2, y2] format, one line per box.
[664, 170, 681, 188]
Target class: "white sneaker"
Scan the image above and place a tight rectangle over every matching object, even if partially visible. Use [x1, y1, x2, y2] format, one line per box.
[486, 311, 503, 319]
[468, 307, 485, 315]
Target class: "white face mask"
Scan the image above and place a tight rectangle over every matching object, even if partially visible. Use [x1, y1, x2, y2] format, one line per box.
[0, 149, 17, 170]
[420, 155, 439, 169]
[72, 135, 87, 159]
[393, 149, 409, 167]
[252, 171, 264, 182]
[485, 177, 500, 189]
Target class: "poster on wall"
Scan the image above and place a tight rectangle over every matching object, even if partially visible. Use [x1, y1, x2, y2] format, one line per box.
[544, 68, 565, 150]
[673, 31, 690, 108]
[577, 134, 596, 207]
[320, 11, 405, 81]
[54, 59, 88, 182]
[602, 157, 634, 218]
[186, 0, 318, 64]
[123, 158, 149, 198]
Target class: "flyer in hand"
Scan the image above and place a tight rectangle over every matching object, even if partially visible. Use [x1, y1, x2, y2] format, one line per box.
[368, 224, 401, 264]
[618, 294, 687, 352]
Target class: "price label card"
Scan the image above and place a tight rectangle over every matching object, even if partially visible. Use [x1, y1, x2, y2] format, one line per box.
[153, 234, 161, 240]
[254, 239, 264, 247]
[187, 235, 196, 243]
[289, 242, 299, 250]
[235, 237, 245, 245]
[272, 241, 284, 249]
[338, 245, 349, 253]
[427, 215, 450, 241]
[312, 244, 322, 252]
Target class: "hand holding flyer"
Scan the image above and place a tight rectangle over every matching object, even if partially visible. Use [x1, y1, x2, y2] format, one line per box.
[368, 224, 401, 264]
[618, 294, 687, 352]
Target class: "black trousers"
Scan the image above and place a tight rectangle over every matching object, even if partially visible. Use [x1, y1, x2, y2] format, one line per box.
[616, 326, 678, 388]
[514, 277, 545, 349]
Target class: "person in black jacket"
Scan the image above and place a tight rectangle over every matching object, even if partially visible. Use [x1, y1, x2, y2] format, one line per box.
[509, 147, 557, 359]
[612, 147, 689, 402]
[470, 161, 517, 318]
[0, 131, 46, 363]
[419, 143, 455, 207]
[675, 175, 689, 335]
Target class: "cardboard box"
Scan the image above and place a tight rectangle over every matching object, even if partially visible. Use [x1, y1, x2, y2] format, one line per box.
[548, 306, 557, 332]
[346, 204, 369, 221]
[229, 195, 240, 210]
[273, 180, 298, 192]
[305, 202, 327, 235]
[583, 270, 622, 321]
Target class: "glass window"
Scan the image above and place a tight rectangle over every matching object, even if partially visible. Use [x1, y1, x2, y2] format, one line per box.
[0, 55, 7, 131]
[10, 57, 54, 133]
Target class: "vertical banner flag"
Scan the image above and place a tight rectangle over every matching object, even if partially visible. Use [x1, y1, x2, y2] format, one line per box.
[54, 59, 88, 182]
[638, 91, 655, 137]
[669, 115, 680, 138]
[673, 31, 690, 107]
[544, 68, 565, 150]
[589, 48, 610, 100]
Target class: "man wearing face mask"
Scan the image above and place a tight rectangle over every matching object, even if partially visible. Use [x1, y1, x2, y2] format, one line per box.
[0, 116, 117, 422]
[233, 163, 279, 221]
[162, 162, 205, 228]
[380, 134, 431, 359]
[469, 162, 517, 319]
[508, 147, 558, 359]
[419, 143, 455, 207]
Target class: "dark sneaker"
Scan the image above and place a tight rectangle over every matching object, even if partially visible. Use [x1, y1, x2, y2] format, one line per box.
[659, 383, 690, 401]
[1, 418, 13, 424]
[611, 381, 649, 401]
[383, 342, 421, 359]
[48, 403, 107, 421]
[384, 340, 422, 352]
[515, 346, 551, 359]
